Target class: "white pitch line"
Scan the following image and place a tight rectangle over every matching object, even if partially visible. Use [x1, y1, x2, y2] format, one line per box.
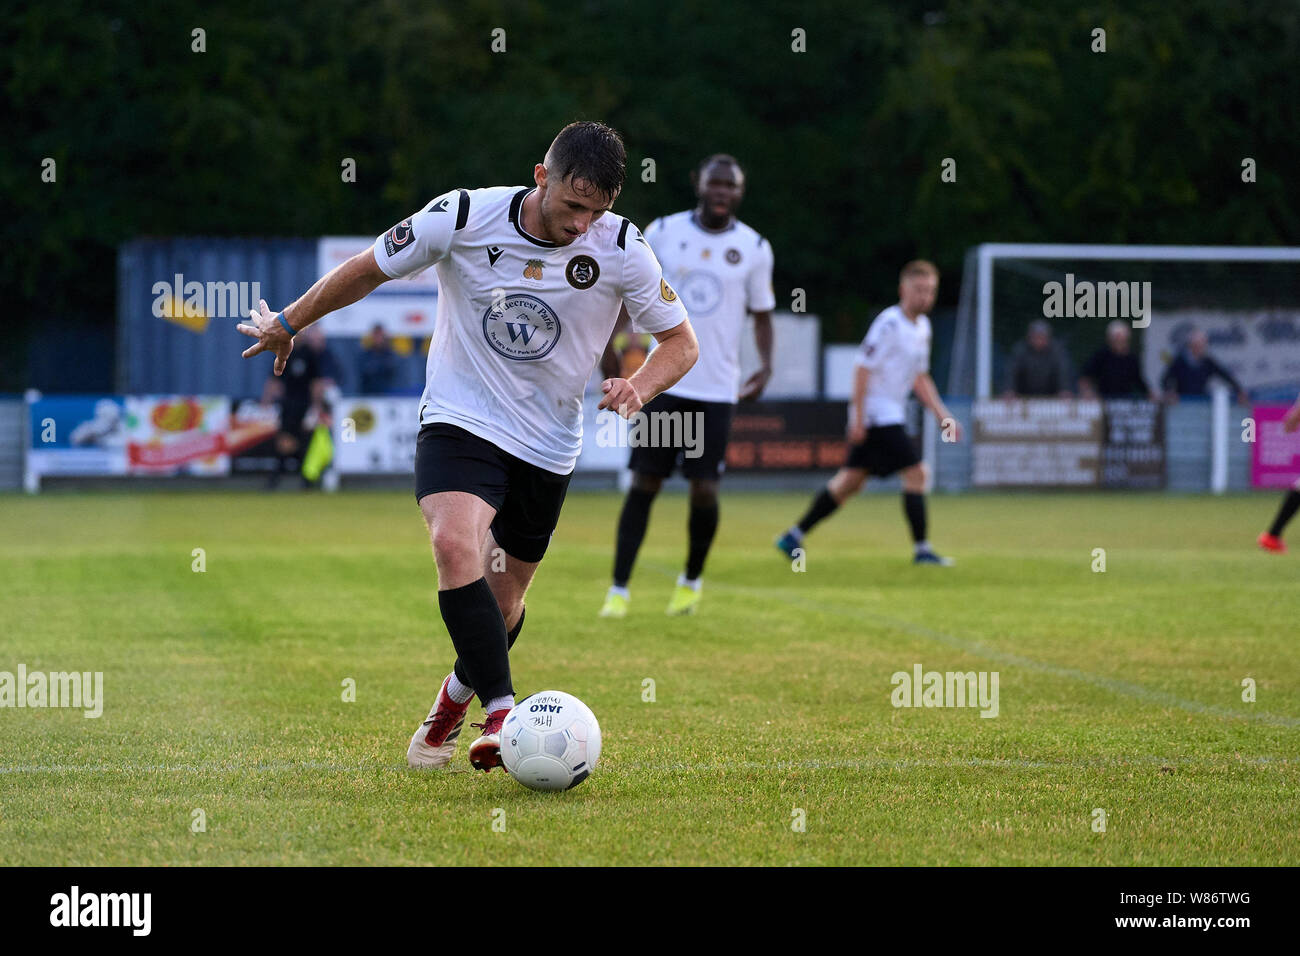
[642, 562, 1300, 731]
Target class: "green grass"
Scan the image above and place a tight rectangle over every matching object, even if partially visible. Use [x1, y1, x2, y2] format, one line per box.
[1, 490, 1297, 865]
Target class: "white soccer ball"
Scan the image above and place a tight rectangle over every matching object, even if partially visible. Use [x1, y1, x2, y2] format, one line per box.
[501, 691, 602, 791]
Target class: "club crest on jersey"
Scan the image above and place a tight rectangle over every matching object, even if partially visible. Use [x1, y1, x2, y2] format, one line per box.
[383, 219, 414, 257]
[565, 255, 600, 290]
[482, 293, 561, 361]
[523, 259, 544, 281]
[659, 278, 679, 304]
[726, 248, 742, 264]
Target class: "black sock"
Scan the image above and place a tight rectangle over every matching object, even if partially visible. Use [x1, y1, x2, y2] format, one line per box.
[613, 487, 656, 587]
[685, 501, 719, 581]
[454, 605, 524, 688]
[1268, 489, 1300, 537]
[439, 577, 511, 704]
[797, 487, 839, 534]
[903, 492, 927, 544]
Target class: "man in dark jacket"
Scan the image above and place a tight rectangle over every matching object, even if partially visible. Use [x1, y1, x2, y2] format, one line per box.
[1161, 329, 1248, 404]
[1079, 321, 1155, 399]
[1003, 320, 1073, 397]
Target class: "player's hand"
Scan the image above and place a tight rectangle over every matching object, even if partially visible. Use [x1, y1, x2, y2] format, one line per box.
[237, 299, 295, 376]
[847, 421, 866, 445]
[738, 367, 772, 402]
[598, 378, 643, 418]
[1283, 403, 1300, 433]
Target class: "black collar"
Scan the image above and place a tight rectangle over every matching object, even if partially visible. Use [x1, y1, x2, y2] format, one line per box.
[509, 188, 561, 248]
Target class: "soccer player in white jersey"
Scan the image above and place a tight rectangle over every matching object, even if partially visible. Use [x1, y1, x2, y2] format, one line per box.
[776, 261, 961, 565]
[236, 122, 698, 774]
[597, 155, 775, 617]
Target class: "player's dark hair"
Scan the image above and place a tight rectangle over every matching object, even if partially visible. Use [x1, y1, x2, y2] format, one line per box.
[545, 122, 626, 199]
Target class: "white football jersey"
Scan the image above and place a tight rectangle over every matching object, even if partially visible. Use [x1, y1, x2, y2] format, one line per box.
[854, 305, 932, 426]
[643, 211, 775, 403]
[373, 186, 687, 474]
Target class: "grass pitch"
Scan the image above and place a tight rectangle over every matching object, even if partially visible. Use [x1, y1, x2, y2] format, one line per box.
[1, 489, 1297, 866]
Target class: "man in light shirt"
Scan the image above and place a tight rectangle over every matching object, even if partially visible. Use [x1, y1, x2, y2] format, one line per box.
[777, 260, 960, 565]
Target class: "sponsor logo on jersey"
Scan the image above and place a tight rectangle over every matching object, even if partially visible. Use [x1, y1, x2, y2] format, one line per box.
[482, 293, 562, 361]
[659, 278, 678, 304]
[726, 248, 742, 264]
[523, 259, 544, 281]
[678, 269, 723, 317]
[486, 246, 504, 267]
[565, 255, 600, 290]
[383, 219, 414, 257]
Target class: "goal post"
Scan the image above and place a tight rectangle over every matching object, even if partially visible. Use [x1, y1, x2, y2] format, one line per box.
[951, 243, 1300, 400]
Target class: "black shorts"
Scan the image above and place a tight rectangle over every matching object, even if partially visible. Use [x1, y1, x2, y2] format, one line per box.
[846, 423, 921, 477]
[626, 392, 735, 481]
[414, 423, 572, 563]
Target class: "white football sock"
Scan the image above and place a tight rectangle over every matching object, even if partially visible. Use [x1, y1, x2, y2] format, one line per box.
[445, 672, 474, 705]
[608, 585, 630, 599]
[915, 540, 931, 553]
[484, 695, 515, 715]
[677, 573, 702, 591]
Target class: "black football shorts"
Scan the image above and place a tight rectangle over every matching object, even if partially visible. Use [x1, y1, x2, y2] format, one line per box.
[414, 423, 572, 563]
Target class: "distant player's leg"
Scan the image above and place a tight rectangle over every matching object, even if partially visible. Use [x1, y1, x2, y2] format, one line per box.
[668, 478, 718, 615]
[603, 393, 677, 617]
[1259, 477, 1300, 553]
[902, 462, 951, 565]
[777, 467, 867, 557]
[602, 472, 662, 617]
[668, 400, 732, 614]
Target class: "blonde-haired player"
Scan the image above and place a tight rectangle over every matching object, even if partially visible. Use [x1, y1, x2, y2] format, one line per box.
[777, 260, 961, 565]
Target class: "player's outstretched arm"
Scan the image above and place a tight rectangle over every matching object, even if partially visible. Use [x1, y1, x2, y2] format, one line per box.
[599, 319, 698, 418]
[237, 249, 389, 376]
[914, 372, 962, 441]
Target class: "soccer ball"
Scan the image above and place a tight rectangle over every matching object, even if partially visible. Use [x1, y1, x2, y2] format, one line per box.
[501, 691, 601, 791]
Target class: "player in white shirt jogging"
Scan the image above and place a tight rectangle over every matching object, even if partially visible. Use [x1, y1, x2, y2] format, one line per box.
[777, 260, 961, 565]
[598, 155, 776, 617]
[236, 122, 698, 775]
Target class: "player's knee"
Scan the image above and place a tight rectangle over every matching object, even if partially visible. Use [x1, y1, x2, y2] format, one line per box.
[689, 481, 718, 508]
[430, 525, 480, 578]
[903, 462, 929, 492]
[631, 472, 662, 495]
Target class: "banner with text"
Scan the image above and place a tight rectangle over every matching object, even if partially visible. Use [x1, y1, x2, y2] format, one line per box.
[973, 399, 1164, 488]
[1251, 403, 1300, 488]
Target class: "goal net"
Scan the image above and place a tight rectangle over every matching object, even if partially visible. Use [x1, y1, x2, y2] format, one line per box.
[949, 244, 1300, 401]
